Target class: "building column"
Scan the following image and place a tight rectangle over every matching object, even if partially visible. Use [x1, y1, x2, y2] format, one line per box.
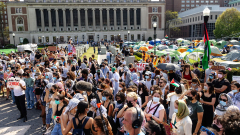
[63, 8, 66, 31]
[100, 8, 103, 30]
[114, 8, 117, 30]
[107, 8, 110, 30]
[127, 8, 130, 30]
[92, 8, 95, 30]
[78, 9, 81, 31]
[40, 9, 45, 31]
[120, 8, 123, 30]
[134, 8, 137, 29]
[70, 8, 74, 31]
[85, 8, 88, 30]
[48, 9, 52, 31]
[55, 8, 59, 31]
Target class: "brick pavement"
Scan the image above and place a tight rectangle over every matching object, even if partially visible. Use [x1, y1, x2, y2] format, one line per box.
[0, 97, 43, 135]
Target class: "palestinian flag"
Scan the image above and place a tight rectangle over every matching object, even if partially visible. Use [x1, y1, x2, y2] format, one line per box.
[202, 19, 211, 70]
[171, 79, 180, 87]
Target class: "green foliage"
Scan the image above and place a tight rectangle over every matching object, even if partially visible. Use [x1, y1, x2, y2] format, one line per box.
[133, 52, 142, 58]
[23, 38, 29, 44]
[214, 8, 240, 38]
[4, 44, 15, 49]
[134, 55, 141, 61]
[165, 10, 182, 35]
[148, 37, 152, 41]
[3, 26, 9, 40]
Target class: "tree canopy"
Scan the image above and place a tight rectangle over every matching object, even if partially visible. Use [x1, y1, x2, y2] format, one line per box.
[213, 8, 240, 38]
[165, 10, 181, 35]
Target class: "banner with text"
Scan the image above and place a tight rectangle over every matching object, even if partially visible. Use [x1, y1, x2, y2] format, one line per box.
[137, 63, 148, 72]
[7, 78, 20, 89]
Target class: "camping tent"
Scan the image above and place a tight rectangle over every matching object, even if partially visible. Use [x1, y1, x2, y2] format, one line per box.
[209, 39, 217, 46]
[186, 52, 204, 64]
[149, 39, 161, 45]
[157, 45, 169, 51]
[221, 50, 240, 61]
[215, 40, 227, 49]
[168, 45, 178, 50]
[193, 46, 222, 56]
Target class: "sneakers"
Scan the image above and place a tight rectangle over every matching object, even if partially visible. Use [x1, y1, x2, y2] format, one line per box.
[41, 125, 46, 132]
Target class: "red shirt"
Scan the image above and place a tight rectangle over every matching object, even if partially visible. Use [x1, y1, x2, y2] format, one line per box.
[129, 68, 137, 73]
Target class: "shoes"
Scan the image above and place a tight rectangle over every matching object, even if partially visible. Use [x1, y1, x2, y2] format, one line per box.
[27, 107, 30, 110]
[41, 125, 46, 132]
[17, 116, 23, 120]
[23, 117, 27, 122]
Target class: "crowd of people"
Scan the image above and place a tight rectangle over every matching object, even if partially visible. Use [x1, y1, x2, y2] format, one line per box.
[0, 41, 240, 135]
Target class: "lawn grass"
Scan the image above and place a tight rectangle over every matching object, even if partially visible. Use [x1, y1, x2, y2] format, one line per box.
[79, 47, 98, 60]
[0, 49, 17, 54]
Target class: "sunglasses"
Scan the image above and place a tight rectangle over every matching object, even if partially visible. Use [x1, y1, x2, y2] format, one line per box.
[159, 82, 163, 84]
[54, 98, 59, 101]
[219, 98, 227, 102]
[200, 126, 214, 135]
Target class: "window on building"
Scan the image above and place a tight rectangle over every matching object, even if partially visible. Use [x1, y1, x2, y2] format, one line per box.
[210, 0, 213, 3]
[181, 8, 185, 11]
[110, 9, 114, 26]
[80, 9, 85, 26]
[191, 1, 194, 3]
[38, 36, 42, 43]
[16, 8, 22, 13]
[88, 9, 93, 26]
[190, 18, 191, 22]
[198, 16, 199, 21]
[186, 0, 190, 3]
[131, 34, 134, 40]
[206, 1, 209, 3]
[215, 15, 217, 19]
[102, 9, 107, 26]
[53, 36, 56, 42]
[201, 15, 203, 20]
[152, 7, 158, 12]
[46, 36, 49, 42]
[196, 4, 199, 6]
[224, 0, 227, 3]
[210, 15, 212, 19]
[123, 9, 127, 25]
[191, 4, 195, 7]
[130, 9, 134, 25]
[215, 0, 218, 3]
[51, 9, 56, 27]
[17, 17, 23, 24]
[201, 0, 204, 3]
[182, 4, 185, 7]
[137, 34, 140, 40]
[196, 0, 199, 3]
[73, 9, 78, 26]
[186, 4, 190, 7]
[137, 8, 141, 25]
[44, 9, 49, 27]
[152, 16, 157, 23]
[18, 26, 24, 31]
[193, 17, 194, 22]
[182, 0, 185, 3]
[95, 9, 100, 26]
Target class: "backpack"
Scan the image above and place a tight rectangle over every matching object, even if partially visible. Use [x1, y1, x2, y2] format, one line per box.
[72, 116, 90, 135]
[107, 115, 118, 135]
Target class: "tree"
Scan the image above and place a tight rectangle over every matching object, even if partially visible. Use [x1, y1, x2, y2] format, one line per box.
[0, 2, 5, 46]
[23, 38, 29, 44]
[148, 37, 152, 41]
[3, 26, 9, 40]
[214, 8, 240, 39]
[165, 10, 182, 36]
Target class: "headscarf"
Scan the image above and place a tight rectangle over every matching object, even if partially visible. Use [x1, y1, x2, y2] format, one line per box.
[216, 93, 233, 112]
[176, 100, 189, 119]
[131, 73, 139, 86]
[45, 72, 54, 83]
[90, 99, 107, 117]
[56, 82, 64, 91]
[64, 98, 80, 114]
[123, 66, 131, 88]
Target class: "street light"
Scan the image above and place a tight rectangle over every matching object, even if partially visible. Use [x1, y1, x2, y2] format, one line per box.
[13, 33, 16, 52]
[42, 35, 44, 47]
[128, 31, 130, 41]
[114, 35, 116, 45]
[56, 36, 58, 48]
[203, 7, 210, 65]
[153, 22, 157, 55]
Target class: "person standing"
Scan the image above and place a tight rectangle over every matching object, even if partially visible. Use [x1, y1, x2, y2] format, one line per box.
[12, 73, 27, 122]
[106, 51, 112, 64]
[119, 38, 123, 50]
[23, 72, 35, 110]
[93, 44, 96, 54]
[166, 53, 171, 63]
[112, 67, 119, 98]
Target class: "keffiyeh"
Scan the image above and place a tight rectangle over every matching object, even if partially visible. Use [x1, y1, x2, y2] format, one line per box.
[64, 98, 80, 114]
[90, 99, 107, 117]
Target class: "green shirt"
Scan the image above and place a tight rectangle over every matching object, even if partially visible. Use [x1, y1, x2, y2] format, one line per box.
[186, 99, 204, 121]
[24, 77, 35, 88]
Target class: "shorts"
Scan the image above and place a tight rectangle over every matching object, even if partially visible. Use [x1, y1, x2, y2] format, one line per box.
[41, 102, 46, 106]
[35, 88, 42, 95]
[46, 108, 53, 124]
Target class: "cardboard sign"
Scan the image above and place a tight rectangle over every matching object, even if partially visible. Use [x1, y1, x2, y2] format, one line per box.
[48, 46, 57, 51]
[210, 66, 225, 70]
[232, 76, 240, 84]
[136, 63, 148, 72]
[7, 78, 21, 89]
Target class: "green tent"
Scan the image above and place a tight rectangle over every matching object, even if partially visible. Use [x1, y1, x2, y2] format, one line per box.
[164, 49, 181, 56]
[156, 51, 179, 62]
[215, 40, 227, 49]
[209, 39, 217, 46]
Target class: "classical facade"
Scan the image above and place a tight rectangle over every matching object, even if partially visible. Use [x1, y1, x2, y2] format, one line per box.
[229, 0, 240, 7]
[7, 0, 165, 44]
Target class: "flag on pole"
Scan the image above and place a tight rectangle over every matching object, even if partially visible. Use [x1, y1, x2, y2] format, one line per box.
[170, 79, 180, 87]
[202, 21, 211, 70]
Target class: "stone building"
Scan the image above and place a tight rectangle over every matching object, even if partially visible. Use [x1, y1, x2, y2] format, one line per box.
[7, 0, 165, 45]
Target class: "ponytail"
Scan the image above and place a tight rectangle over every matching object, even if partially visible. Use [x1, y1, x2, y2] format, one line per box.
[191, 90, 200, 101]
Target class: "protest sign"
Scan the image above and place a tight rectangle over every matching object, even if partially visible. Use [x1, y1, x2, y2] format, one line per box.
[232, 76, 240, 84]
[7, 77, 20, 89]
[136, 63, 148, 72]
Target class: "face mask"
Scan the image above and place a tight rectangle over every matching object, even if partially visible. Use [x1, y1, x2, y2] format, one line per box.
[153, 97, 160, 102]
[55, 100, 60, 105]
[220, 101, 226, 106]
[53, 77, 57, 80]
[145, 76, 149, 79]
[212, 124, 220, 132]
[118, 87, 122, 90]
[34, 70, 36, 72]
[179, 62, 181, 64]
[102, 96, 107, 101]
[7, 70, 9, 72]
[131, 76, 133, 80]
[114, 63, 116, 65]
[151, 91, 153, 95]
[218, 74, 223, 78]
[8, 65, 10, 67]
[117, 100, 123, 104]
[137, 76, 140, 80]
[46, 76, 49, 79]
[204, 86, 208, 90]
[174, 108, 178, 113]
[127, 101, 133, 107]
[192, 84, 196, 87]
[208, 65, 212, 68]
[232, 90, 238, 93]
[209, 76, 214, 79]
[188, 96, 193, 101]
[26, 61, 29, 64]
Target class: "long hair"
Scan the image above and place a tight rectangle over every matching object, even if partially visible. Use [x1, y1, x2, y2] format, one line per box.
[75, 101, 89, 118]
[94, 116, 113, 135]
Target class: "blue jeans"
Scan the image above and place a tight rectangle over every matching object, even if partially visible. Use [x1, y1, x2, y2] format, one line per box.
[51, 123, 63, 135]
[46, 108, 53, 124]
[11, 89, 15, 103]
[107, 56, 111, 63]
[25, 87, 34, 108]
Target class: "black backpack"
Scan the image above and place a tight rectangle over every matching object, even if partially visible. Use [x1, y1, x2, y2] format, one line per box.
[72, 116, 89, 135]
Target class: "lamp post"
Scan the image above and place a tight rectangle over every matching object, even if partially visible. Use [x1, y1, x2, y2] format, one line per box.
[114, 35, 116, 45]
[13, 33, 16, 53]
[82, 35, 84, 42]
[153, 22, 157, 55]
[203, 7, 210, 62]
[128, 31, 130, 41]
[56, 36, 58, 48]
[97, 34, 99, 46]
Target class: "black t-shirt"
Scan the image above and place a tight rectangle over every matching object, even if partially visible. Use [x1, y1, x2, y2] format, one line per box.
[193, 69, 201, 78]
[120, 40, 123, 46]
[35, 54, 42, 59]
[212, 78, 231, 107]
[138, 90, 149, 105]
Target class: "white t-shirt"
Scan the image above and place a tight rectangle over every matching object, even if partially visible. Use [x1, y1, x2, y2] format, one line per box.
[121, 60, 126, 65]
[146, 101, 165, 118]
[113, 72, 120, 83]
[106, 52, 111, 57]
[145, 79, 156, 91]
[13, 79, 26, 96]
